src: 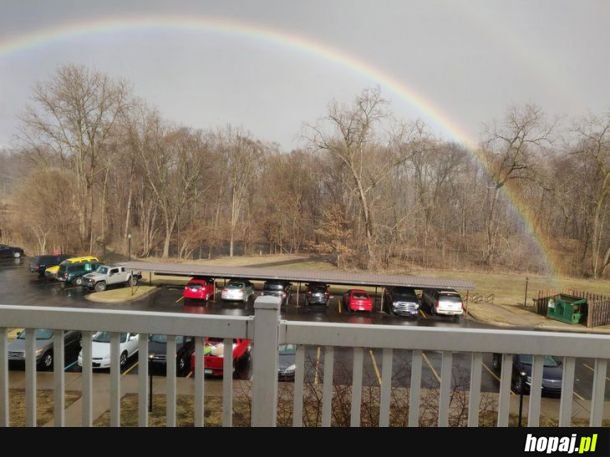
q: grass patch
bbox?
[7,389,81,426]
[86,285,158,303]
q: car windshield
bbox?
[17,329,53,340]
[394,291,416,299]
[353,292,369,299]
[92,331,128,343]
[311,287,326,293]
[264,283,286,290]
[279,344,297,354]
[96,266,108,274]
[227,282,244,289]
[518,355,561,367]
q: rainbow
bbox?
[0,14,560,276]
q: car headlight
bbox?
[285,364,296,373]
[35,348,43,355]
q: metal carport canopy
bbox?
[119,261,474,290]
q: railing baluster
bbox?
[53,329,65,426]
[321,346,334,427]
[379,348,393,427]
[528,354,544,427]
[222,337,233,427]
[194,337,204,427]
[350,347,363,427]
[590,358,607,426]
[438,351,453,427]
[25,328,36,427]
[110,332,121,427]
[497,353,513,427]
[0,328,8,426]
[468,352,483,427]
[81,331,93,426]
[166,335,177,427]
[138,333,149,427]
[558,356,575,426]
[408,350,422,427]
[292,344,305,427]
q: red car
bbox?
[343,289,374,312]
[183,277,216,301]
[191,337,251,377]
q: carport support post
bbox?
[523,276,529,307]
[296,282,300,308]
[251,295,281,426]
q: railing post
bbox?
[251,295,281,427]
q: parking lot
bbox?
[1,258,608,415]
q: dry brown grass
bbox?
[7,389,81,426]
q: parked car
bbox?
[421,288,464,318]
[278,343,297,381]
[29,254,72,277]
[261,280,292,306]
[148,334,194,374]
[82,264,141,292]
[491,353,563,395]
[304,282,330,306]
[77,331,139,369]
[7,328,81,370]
[45,255,99,279]
[343,289,374,312]
[383,286,420,317]
[0,243,25,259]
[190,337,251,377]
[57,260,101,286]
[221,279,255,303]
[183,277,216,301]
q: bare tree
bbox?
[20,65,130,252]
[482,104,553,265]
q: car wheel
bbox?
[177,355,188,374]
[120,351,128,367]
[40,351,53,370]
[491,355,500,371]
[75,277,84,286]
[513,375,525,394]
[94,281,106,292]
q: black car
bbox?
[278,344,296,380]
[29,254,72,277]
[383,286,420,318]
[304,282,330,306]
[491,353,563,395]
[0,243,25,259]
[148,334,194,375]
[261,280,292,306]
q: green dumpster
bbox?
[546,294,586,324]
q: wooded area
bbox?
[0,65,608,278]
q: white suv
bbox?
[422,289,464,318]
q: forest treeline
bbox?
[0,65,608,278]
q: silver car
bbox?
[7,328,81,370]
[221,279,255,303]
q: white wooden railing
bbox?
[1,296,609,427]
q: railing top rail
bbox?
[281,320,610,359]
[0,304,253,339]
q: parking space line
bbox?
[175,296,184,304]
[419,309,427,319]
[185,371,193,379]
[64,360,78,371]
[583,363,610,381]
[122,361,138,375]
[421,352,440,384]
[368,349,382,386]
[314,346,321,384]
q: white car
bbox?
[78,331,139,369]
[221,279,255,303]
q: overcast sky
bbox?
[0,0,608,150]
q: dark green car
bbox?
[57,260,101,286]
